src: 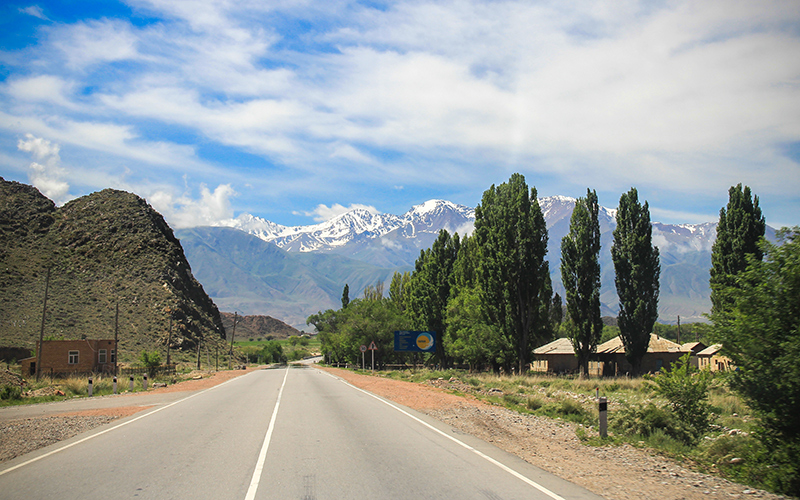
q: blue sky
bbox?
[1,0,799,229]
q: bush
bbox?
[647,353,713,440]
[611,402,696,445]
[0,384,22,400]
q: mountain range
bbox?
[177,197,769,329]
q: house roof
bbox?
[680,341,707,353]
[533,337,575,355]
[697,344,724,356]
[596,334,682,355]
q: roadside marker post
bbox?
[129,376,134,392]
[88,377,93,397]
[599,397,608,438]
[143,374,148,391]
[113,376,118,395]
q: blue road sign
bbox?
[394,331,436,353]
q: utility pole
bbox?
[229,312,237,369]
[196,337,201,370]
[35,267,51,382]
[166,315,172,366]
[114,302,119,377]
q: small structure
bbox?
[19,339,117,377]
[680,341,708,368]
[697,344,733,372]
[595,334,683,376]
[532,338,578,374]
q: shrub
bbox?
[647,353,713,441]
[611,402,696,445]
[0,384,22,400]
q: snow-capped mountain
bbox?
[182,196,752,325]
[219,199,475,254]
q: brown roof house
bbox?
[19,339,117,377]
[532,338,578,374]
[680,341,708,368]
[697,344,733,372]
[595,334,683,376]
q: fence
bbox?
[119,364,177,377]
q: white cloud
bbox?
[5,75,75,108]
[19,5,49,21]
[296,203,379,222]
[148,184,237,228]
[50,19,141,69]
[17,133,71,204]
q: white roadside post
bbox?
[88,377,93,397]
[113,376,118,395]
[129,375,134,391]
[599,397,608,438]
[143,374,148,390]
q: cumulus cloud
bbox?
[17,133,71,205]
[148,184,237,228]
[295,203,379,222]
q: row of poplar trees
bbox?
[311,172,663,375]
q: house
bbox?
[532,338,578,373]
[19,339,117,377]
[697,344,733,372]
[680,341,708,368]
[595,334,683,376]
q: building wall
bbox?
[22,340,116,376]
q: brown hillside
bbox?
[0,178,226,361]
[220,312,300,340]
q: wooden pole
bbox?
[196,337,201,370]
[166,316,172,366]
[229,312,237,369]
[114,302,119,377]
[35,267,51,382]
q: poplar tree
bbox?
[561,189,603,377]
[474,173,550,373]
[407,230,459,366]
[341,283,350,309]
[611,188,660,376]
[710,184,766,315]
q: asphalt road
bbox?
[0,366,604,500]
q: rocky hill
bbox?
[220,313,301,340]
[0,178,225,360]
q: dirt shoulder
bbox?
[321,367,788,500]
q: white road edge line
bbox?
[244,366,289,500]
[321,369,567,500]
[0,372,249,477]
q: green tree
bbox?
[139,350,162,377]
[710,184,766,315]
[341,283,350,309]
[710,228,800,495]
[612,188,660,376]
[561,189,603,377]
[474,173,550,373]
[389,271,411,311]
[406,230,460,366]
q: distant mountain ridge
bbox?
[179,195,763,327]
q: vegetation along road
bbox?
[0,365,603,500]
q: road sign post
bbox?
[368,341,377,372]
[360,345,367,370]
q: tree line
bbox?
[308,173,663,375]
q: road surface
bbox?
[0,365,604,500]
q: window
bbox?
[68,350,79,364]
[99,349,107,364]
[110,350,116,363]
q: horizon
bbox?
[1,1,798,229]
